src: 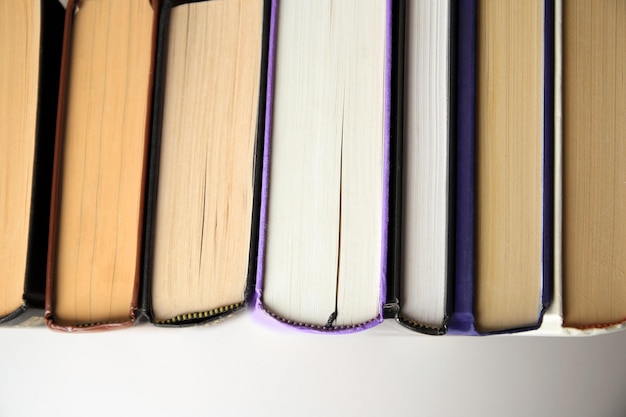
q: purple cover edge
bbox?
[379,0,392,323]
[253,0,391,334]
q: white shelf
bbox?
[2,314,626,417]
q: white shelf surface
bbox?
[1,314,626,417]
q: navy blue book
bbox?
[449,0,554,335]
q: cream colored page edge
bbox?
[0,0,41,316]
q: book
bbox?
[4,0,619,337]
[561,0,626,330]
[46,0,158,331]
[393,0,453,334]
[142,0,270,326]
[255,0,391,332]
[0,0,64,326]
[450,0,554,334]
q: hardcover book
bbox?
[449,0,555,335]
[142,0,270,326]
[255,0,392,332]
[391,0,455,335]
[46,0,158,331]
[0,0,64,326]
[559,0,626,334]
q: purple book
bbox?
[254,0,393,333]
[449,0,554,335]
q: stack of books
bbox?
[0,0,624,336]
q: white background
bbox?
[1,316,626,417]
[4,2,622,416]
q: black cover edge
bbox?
[246,0,272,308]
[383,0,404,320]
[1,0,64,326]
[397,316,447,336]
[0,305,29,326]
[141,0,271,326]
[444,0,458,334]
[140,0,172,323]
[0,305,45,327]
